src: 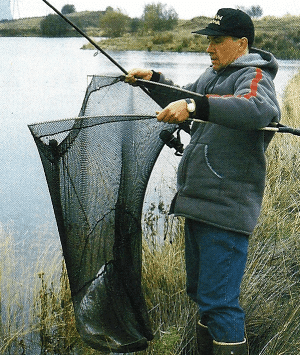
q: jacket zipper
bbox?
[204,68,226,94]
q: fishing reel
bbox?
[159,121,190,156]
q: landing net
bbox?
[28,75,177,353]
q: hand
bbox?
[124,68,153,84]
[156,100,189,124]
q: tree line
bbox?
[40,3,263,38]
[40,3,179,37]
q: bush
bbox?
[143,2,178,32]
[61,4,76,15]
[40,14,68,37]
[152,32,174,44]
[130,18,142,33]
[100,8,130,38]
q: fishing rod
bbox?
[135,79,300,136]
[191,118,300,135]
[41,0,160,101]
[161,119,300,156]
[41,1,300,139]
[260,123,300,135]
[41,0,128,75]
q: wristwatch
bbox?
[185,98,196,117]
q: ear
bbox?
[239,37,249,52]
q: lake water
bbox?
[0,36,300,286]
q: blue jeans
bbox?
[184,219,249,343]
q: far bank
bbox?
[1,13,300,59]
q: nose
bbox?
[206,42,214,53]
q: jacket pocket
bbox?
[204,145,223,179]
[177,143,223,196]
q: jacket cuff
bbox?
[195,95,209,121]
[151,70,161,82]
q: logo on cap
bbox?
[210,15,223,26]
[192,8,255,47]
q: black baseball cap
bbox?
[193,8,255,47]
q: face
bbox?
[206,36,246,71]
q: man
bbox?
[125,8,280,355]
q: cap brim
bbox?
[192,28,229,36]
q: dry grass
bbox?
[140,216,198,355]
[2,73,300,354]
[240,71,300,354]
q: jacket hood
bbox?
[230,47,278,79]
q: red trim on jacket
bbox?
[207,68,263,99]
[241,68,263,99]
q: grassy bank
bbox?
[1,13,300,59]
[88,15,300,59]
[1,72,300,353]
[0,11,103,37]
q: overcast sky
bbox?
[12,0,300,20]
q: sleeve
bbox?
[146,72,187,108]
[207,67,281,130]
[145,72,209,121]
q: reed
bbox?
[141,212,198,355]
[241,71,300,354]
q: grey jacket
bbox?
[159,48,281,235]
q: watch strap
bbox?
[185,98,196,118]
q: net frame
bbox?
[29,75,177,352]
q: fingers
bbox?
[125,71,139,85]
[157,109,182,124]
[124,69,153,84]
[156,100,189,124]
[157,110,176,123]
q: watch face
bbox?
[188,103,195,112]
[186,98,195,113]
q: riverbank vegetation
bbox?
[1,68,300,353]
[1,5,300,59]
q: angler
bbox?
[126,8,280,355]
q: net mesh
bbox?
[28,75,177,353]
